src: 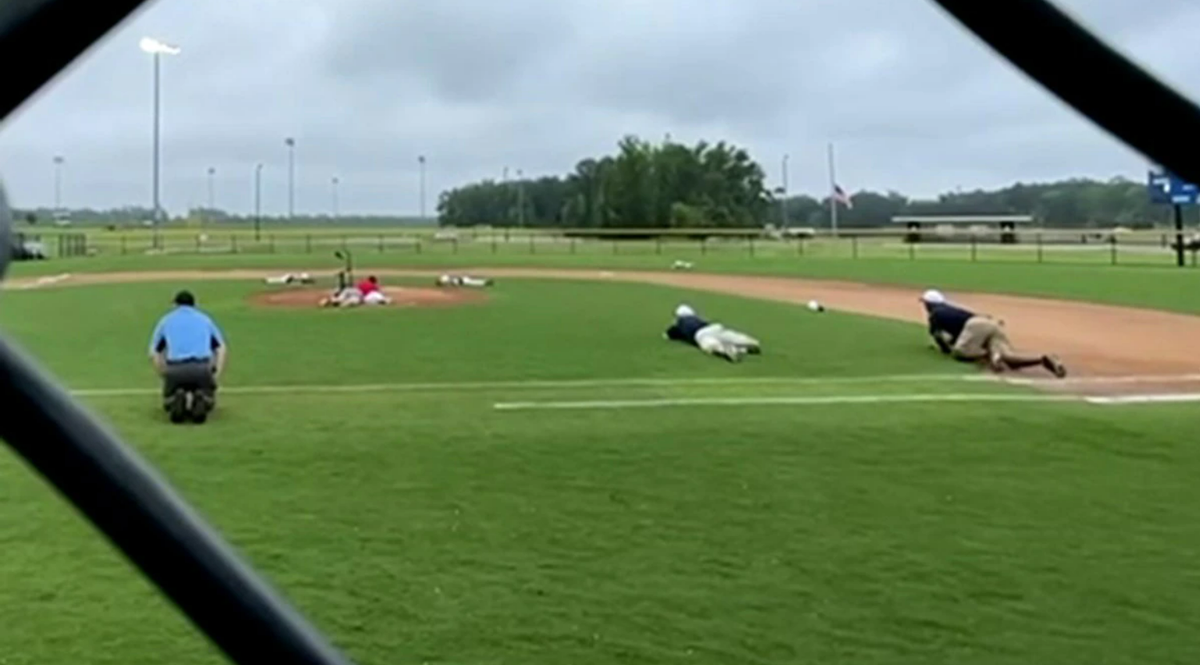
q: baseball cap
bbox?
[920,289,946,305]
[675,304,695,318]
[174,290,196,307]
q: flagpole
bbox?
[827,142,839,237]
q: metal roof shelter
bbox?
[891,215,1035,224]
[892,215,1035,244]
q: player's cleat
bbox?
[745,345,762,356]
[1042,355,1068,378]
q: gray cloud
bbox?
[0,0,1195,215]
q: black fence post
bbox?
[970,235,977,262]
[416,240,422,255]
[195,235,201,253]
[909,240,915,261]
[748,236,755,257]
[1037,232,1044,263]
[269,235,275,254]
[231,235,238,254]
[1110,235,1118,266]
[491,235,497,254]
[378,235,384,253]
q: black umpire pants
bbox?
[161,359,217,410]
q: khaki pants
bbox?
[952,316,1011,360]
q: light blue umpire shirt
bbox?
[148,305,225,362]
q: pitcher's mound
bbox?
[251,286,486,309]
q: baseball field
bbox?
[1,249,1199,664]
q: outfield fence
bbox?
[13,227,1200,268]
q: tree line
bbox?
[438,136,1191,229]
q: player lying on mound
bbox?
[436,274,493,288]
[664,304,761,362]
[320,275,392,307]
[921,289,1067,377]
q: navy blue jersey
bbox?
[665,315,710,346]
[927,302,974,352]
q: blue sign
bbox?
[1148,166,1199,205]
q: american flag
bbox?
[832,184,853,209]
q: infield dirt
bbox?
[9,267,1199,394]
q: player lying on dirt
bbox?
[664,304,761,362]
[436,274,493,288]
[921,289,1067,377]
[320,275,392,307]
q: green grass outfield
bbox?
[10,246,1200,313]
[0,277,1199,664]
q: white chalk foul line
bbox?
[1002,373,1200,386]
[493,393,1080,411]
[69,372,993,398]
[1085,393,1200,405]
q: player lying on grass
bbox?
[148,290,226,424]
[436,274,493,288]
[921,289,1067,377]
[664,304,761,362]
[263,272,314,285]
[320,275,392,307]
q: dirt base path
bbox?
[8,267,1200,389]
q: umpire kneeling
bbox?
[148,290,227,424]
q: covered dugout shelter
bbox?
[892,214,1034,244]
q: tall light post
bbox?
[53,156,64,212]
[254,163,263,241]
[780,154,789,227]
[331,176,339,219]
[206,167,216,210]
[139,37,180,229]
[284,137,295,219]
[418,155,426,221]
[516,168,525,227]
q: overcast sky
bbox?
[0,0,1196,216]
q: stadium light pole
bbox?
[206,167,216,210]
[139,37,180,231]
[780,154,789,228]
[418,155,426,221]
[53,155,64,212]
[284,137,295,220]
[254,163,263,241]
[516,168,525,228]
[331,176,339,219]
